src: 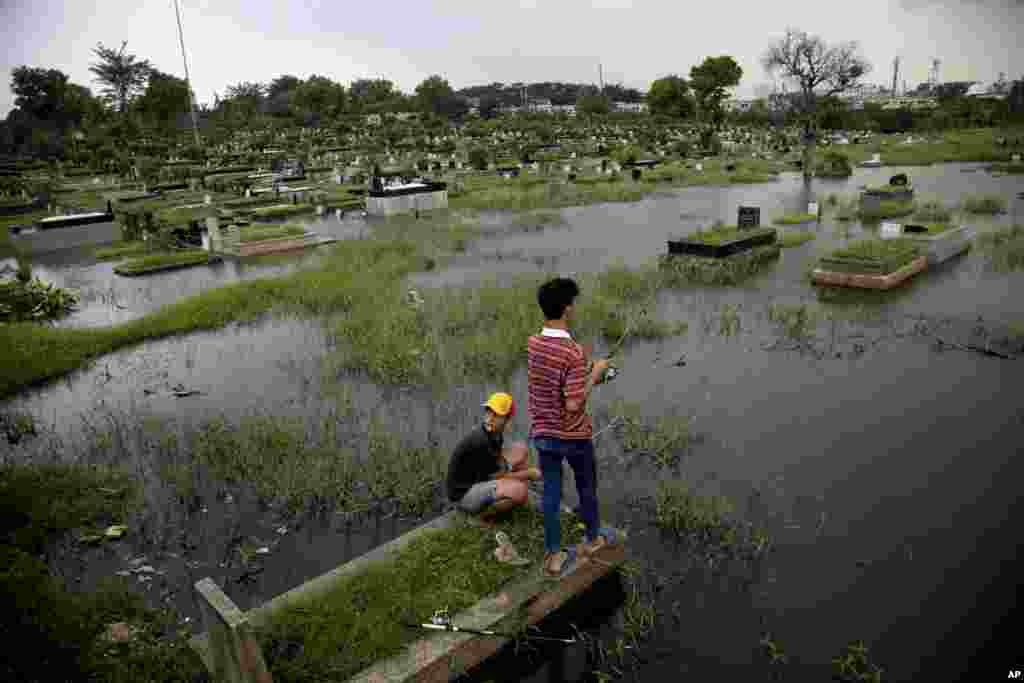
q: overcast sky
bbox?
[1,0,1021,117]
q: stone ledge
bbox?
[812,255,927,289]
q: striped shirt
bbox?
[527,328,592,440]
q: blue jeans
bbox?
[531,436,600,554]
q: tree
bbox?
[350,78,400,113]
[577,91,610,117]
[222,82,266,123]
[415,75,467,119]
[647,75,695,119]
[89,42,152,114]
[136,70,191,133]
[266,75,302,116]
[761,28,870,179]
[689,56,742,131]
[293,75,346,125]
[478,95,500,119]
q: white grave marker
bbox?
[1013,154,1021,162]
[695,163,703,172]
[808,202,819,216]
[204,194,212,205]
[880,222,902,238]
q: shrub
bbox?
[912,201,953,222]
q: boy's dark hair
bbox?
[537,278,580,320]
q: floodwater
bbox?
[3,163,1024,681]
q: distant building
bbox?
[613,101,648,113]
[723,99,755,113]
[966,82,1008,100]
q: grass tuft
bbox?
[961,194,1006,214]
[778,231,815,248]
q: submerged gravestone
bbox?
[889,173,909,186]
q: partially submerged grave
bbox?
[813,238,927,289]
[189,508,626,683]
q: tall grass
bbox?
[976,224,1024,271]
[912,201,954,223]
[254,506,584,683]
[961,194,1007,214]
[658,245,781,286]
[113,249,212,275]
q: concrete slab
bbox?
[190,510,626,683]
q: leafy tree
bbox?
[415,75,467,119]
[647,75,695,118]
[293,75,346,125]
[468,147,489,170]
[222,81,266,123]
[136,70,191,132]
[265,75,302,116]
[478,95,500,120]
[762,28,870,179]
[577,91,611,117]
[350,78,400,113]
[88,41,152,114]
[689,56,742,131]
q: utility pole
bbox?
[173,0,201,147]
[599,62,604,94]
[892,57,900,96]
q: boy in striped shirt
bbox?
[528,277,619,578]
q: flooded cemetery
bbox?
[3,18,1024,683]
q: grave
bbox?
[189,510,626,683]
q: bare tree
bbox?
[762,28,871,179]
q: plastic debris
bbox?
[104,525,128,539]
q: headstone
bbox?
[695,163,703,172]
[245,188,251,198]
[880,222,902,238]
[1013,154,1021,162]
[808,202,819,216]
[889,173,909,186]
[738,206,760,229]
[204,194,212,205]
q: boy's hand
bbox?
[526,466,542,481]
[591,358,610,382]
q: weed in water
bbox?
[654,478,771,567]
[778,231,815,248]
[975,224,1024,271]
[767,302,821,347]
[961,194,1007,215]
[858,199,916,222]
[832,640,884,683]
[912,200,954,223]
[773,212,817,226]
[608,399,691,468]
[658,245,781,286]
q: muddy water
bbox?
[3,163,1023,681]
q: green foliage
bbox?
[647,75,695,119]
[858,200,916,221]
[468,147,489,171]
[773,213,817,226]
[0,277,79,322]
[961,194,1006,214]
[825,238,921,274]
[658,245,781,285]
[912,200,953,222]
[93,241,149,261]
[239,223,307,243]
[778,231,816,247]
[689,56,742,129]
[249,204,317,219]
[88,41,153,114]
[976,224,1024,271]
[832,640,884,682]
[816,150,853,177]
[767,302,820,343]
[113,250,211,275]
[256,507,583,682]
[609,399,691,468]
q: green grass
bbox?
[658,244,781,286]
[961,194,1006,214]
[863,184,913,195]
[0,238,421,399]
[986,162,1024,174]
[113,250,213,276]
[608,399,691,468]
[912,201,954,223]
[976,224,1024,271]
[773,212,817,226]
[834,127,1022,166]
[0,277,79,322]
[254,506,584,683]
[905,222,956,236]
[858,200,917,222]
[239,223,307,243]
[654,478,770,565]
[778,231,816,248]
[93,241,149,261]
[826,238,921,273]
[250,204,317,219]
[686,224,748,245]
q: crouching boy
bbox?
[446,392,541,523]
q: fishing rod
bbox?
[401,608,578,644]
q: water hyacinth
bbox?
[0,277,79,322]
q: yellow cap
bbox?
[482,392,516,417]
